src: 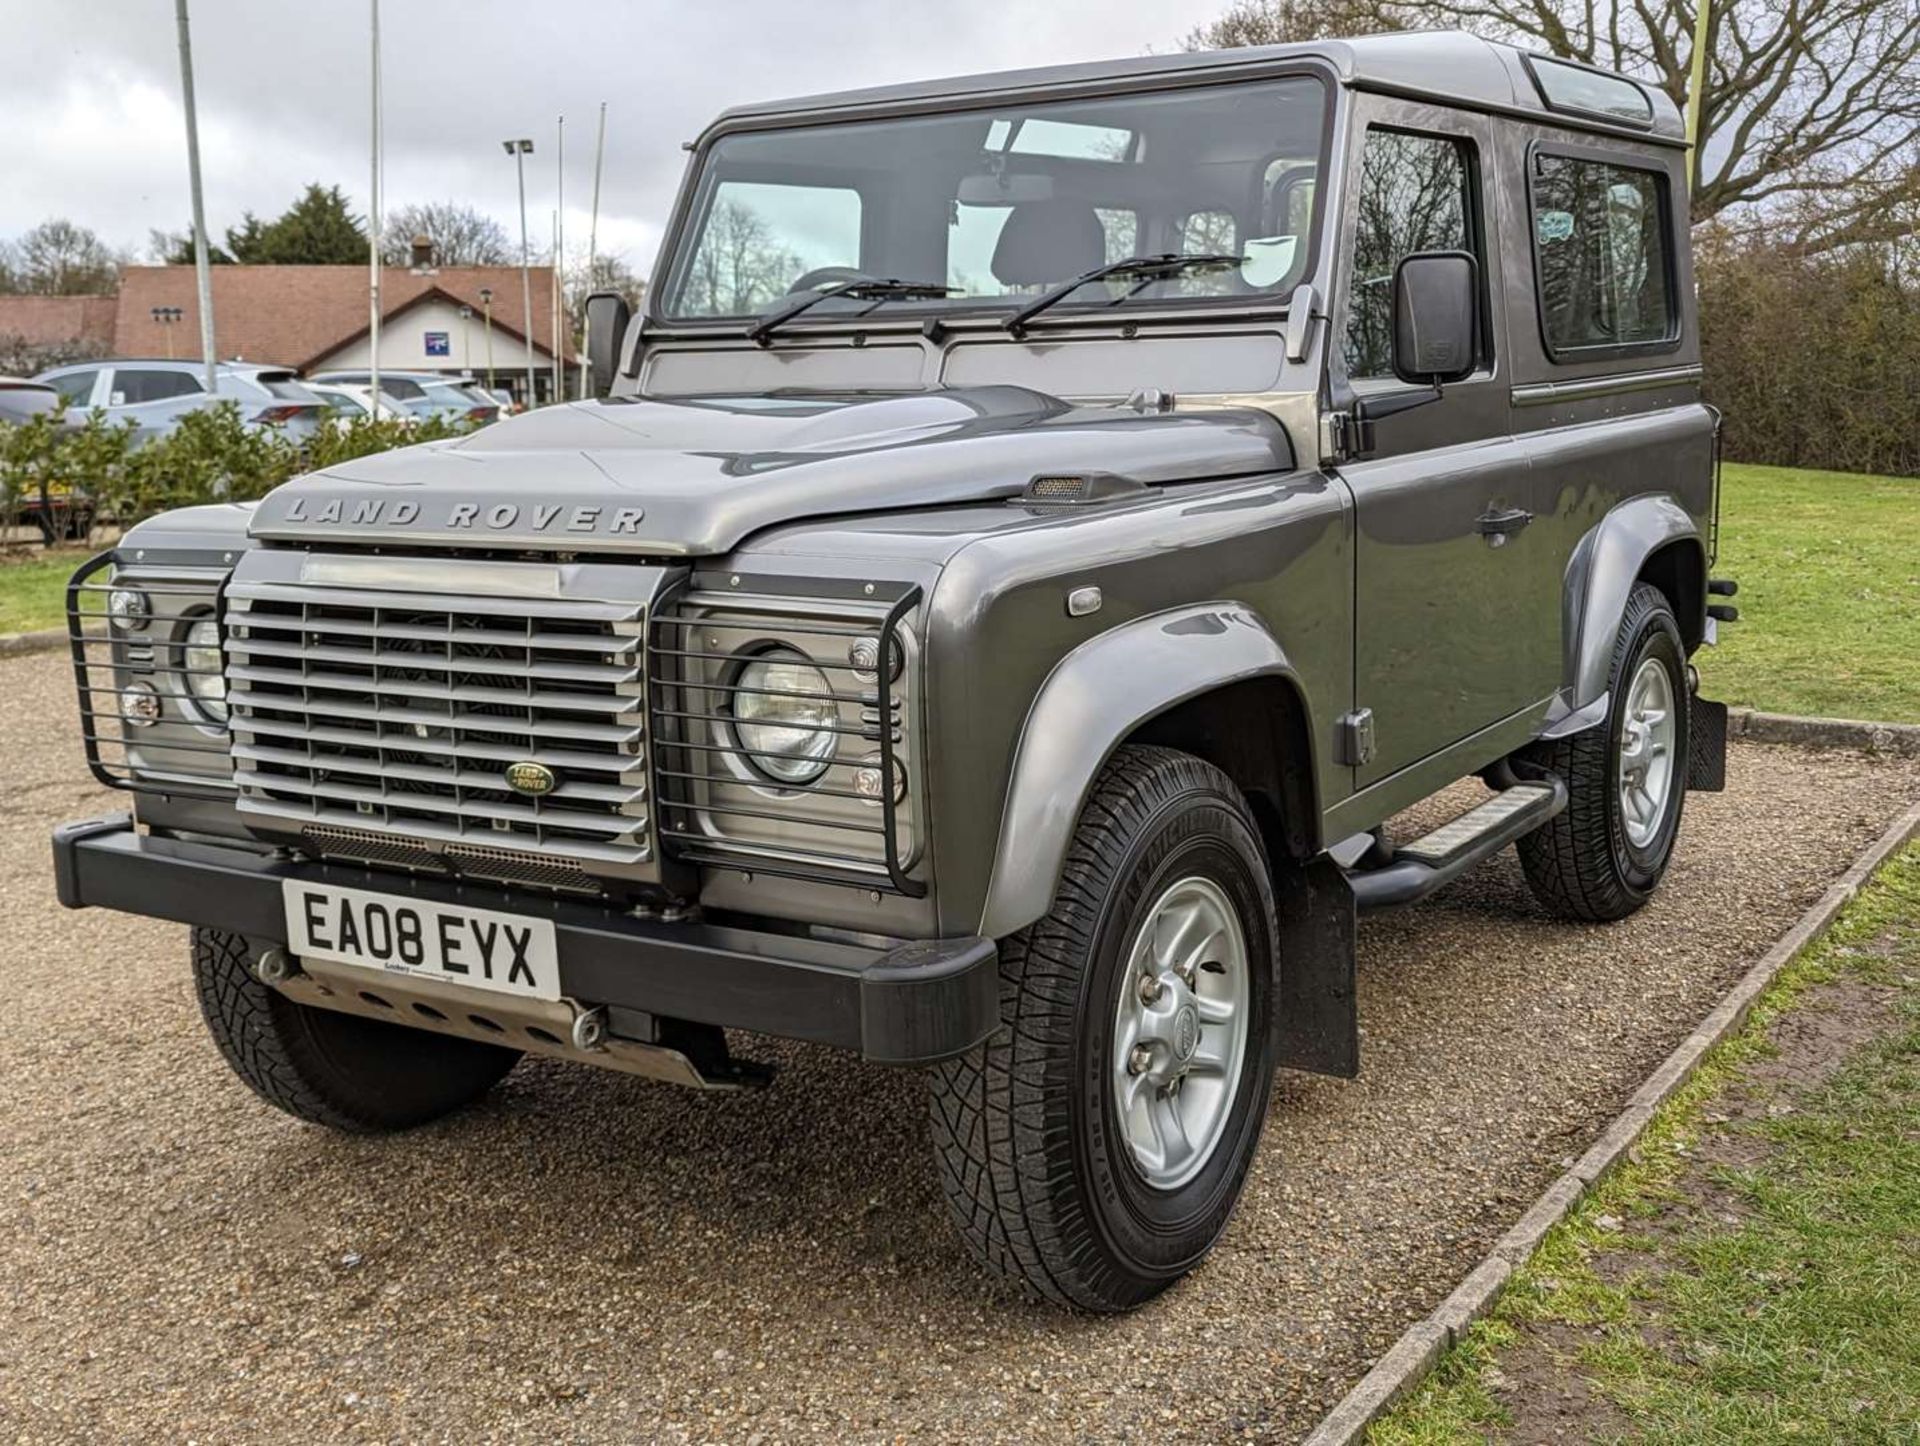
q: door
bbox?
[1331,105,1559,787]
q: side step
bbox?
[1346,777,1568,912]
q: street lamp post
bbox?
[503,137,536,406]
[480,286,496,395]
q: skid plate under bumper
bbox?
[52,815,999,1068]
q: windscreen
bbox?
[661,76,1326,323]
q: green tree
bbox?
[226,184,368,265]
[148,227,234,266]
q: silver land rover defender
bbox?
[55,32,1734,1311]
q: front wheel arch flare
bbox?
[975,603,1319,939]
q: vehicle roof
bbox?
[708,30,1684,145]
[0,376,56,391]
[312,368,472,380]
[36,357,290,374]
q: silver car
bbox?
[308,370,500,426]
[34,359,328,448]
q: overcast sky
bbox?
[1,0,1228,276]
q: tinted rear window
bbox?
[260,375,317,401]
[1531,153,1675,356]
[112,368,204,403]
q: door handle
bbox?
[1476,506,1533,545]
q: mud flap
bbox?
[1689,697,1728,792]
[1272,854,1359,1078]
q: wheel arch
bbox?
[976,603,1322,939]
[1560,494,1706,719]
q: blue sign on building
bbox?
[424,330,451,357]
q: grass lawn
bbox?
[1372,845,1920,1444]
[1700,462,1920,724]
[0,548,91,635]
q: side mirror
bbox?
[1391,251,1479,387]
[584,290,632,398]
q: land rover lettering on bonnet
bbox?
[53,31,1731,1312]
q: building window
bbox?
[1531,153,1675,357]
[1344,129,1479,380]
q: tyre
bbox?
[928,746,1278,1311]
[1517,581,1690,922]
[190,927,521,1132]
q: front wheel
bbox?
[1517,581,1690,921]
[927,746,1278,1311]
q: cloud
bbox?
[3,0,1223,276]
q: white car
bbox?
[304,380,418,426]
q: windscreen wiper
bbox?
[747,276,954,346]
[1003,253,1243,338]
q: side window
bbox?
[1531,154,1674,355]
[1344,128,1477,380]
[48,370,98,405]
[111,369,202,405]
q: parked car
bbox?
[303,380,418,426]
[0,377,93,542]
[54,33,1734,1312]
[308,370,499,426]
[33,359,328,448]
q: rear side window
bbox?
[111,368,203,404]
[1531,152,1675,357]
[47,370,98,405]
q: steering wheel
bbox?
[785,266,874,295]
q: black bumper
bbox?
[52,815,999,1066]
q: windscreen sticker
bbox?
[1536,210,1575,244]
[1241,234,1299,287]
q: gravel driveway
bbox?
[4,646,1916,1445]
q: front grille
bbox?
[225,572,654,889]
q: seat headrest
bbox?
[990,200,1106,289]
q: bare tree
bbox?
[1185,0,1920,254]
[564,253,648,318]
[3,218,123,295]
[677,201,804,316]
[379,202,513,267]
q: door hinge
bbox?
[1328,409,1376,462]
[1336,707,1375,767]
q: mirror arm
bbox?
[1339,381,1443,461]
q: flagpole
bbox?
[173,0,217,394]
[1685,0,1711,190]
[581,100,606,400]
[368,0,383,410]
[553,114,565,400]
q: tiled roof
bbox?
[112,265,577,370]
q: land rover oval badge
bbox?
[505,760,558,797]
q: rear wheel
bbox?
[191,927,521,1132]
[1517,582,1690,921]
[927,746,1277,1311]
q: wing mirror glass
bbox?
[584,291,632,398]
[1391,251,1479,386]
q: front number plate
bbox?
[282,881,561,1001]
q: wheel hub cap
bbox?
[1617,656,1677,848]
[1110,876,1250,1190]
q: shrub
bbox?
[1,403,478,547]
